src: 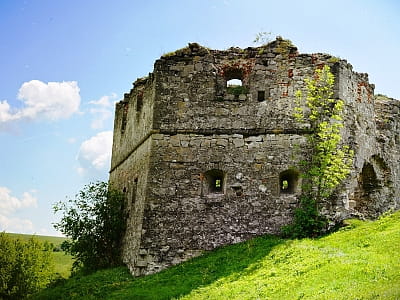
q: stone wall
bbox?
[111,75,155,172]
[109,37,400,276]
[137,132,307,274]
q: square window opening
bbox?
[204,169,225,195]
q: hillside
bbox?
[6,233,73,278]
[6,232,66,245]
[33,211,400,299]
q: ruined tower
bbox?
[109,37,400,276]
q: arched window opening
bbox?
[279,170,299,195]
[224,68,248,99]
[352,157,388,216]
[224,67,243,82]
[204,169,225,194]
[217,67,249,101]
[361,163,379,194]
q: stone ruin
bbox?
[109,37,400,276]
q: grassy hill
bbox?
[33,211,400,299]
[6,233,74,278]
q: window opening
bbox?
[223,68,248,99]
[121,102,128,134]
[226,78,248,98]
[279,170,299,194]
[204,169,225,194]
[257,90,265,101]
[136,91,143,112]
[361,163,378,194]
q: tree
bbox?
[53,182,126,274]
[283,65,353,238]
[0,233,54,299]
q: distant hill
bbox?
[5,232,73,278]
[5,232,67,246]
[33,211,400,299]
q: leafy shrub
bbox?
[284,65,353,238]
[282,196,327,238]
[227,85,249,96]
[53,182,126,274]
[0,233,54,299]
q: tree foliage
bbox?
[284,65,353,238]
[0,233,54,299]
[53,182,126,274]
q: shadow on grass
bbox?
[32,235,284,300]
[110,235,284,300]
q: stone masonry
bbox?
[109,37,400,276]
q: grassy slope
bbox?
[6,233,67,245]
[6,233,74,278]
[33,212,400,300]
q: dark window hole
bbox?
[258,91,265,101]
[279,170,299,194]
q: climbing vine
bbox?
[283,65,354,238]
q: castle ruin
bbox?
[109,37,400,276]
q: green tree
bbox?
[0,233,54,299]
[53,182,126,274]
[283,65,353,238]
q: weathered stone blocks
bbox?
[109,37,400,277]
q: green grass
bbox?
[6,233,74,278]
[6,232,66,245]
[33,211,400,299]
[51,251,74,278]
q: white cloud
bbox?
[0,80,80,125]
[0,187,37,233]
[0,214,35,233]
[0,187,37,215]
[89,93,117,129]
[77,131,113,176]
[0,100,17,122]
[89,93,116,108]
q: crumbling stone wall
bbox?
[109,37,400,276]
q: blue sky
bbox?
[1,0,399,236]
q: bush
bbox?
[0,233,54,299]
[282,196,327,238]
[53,182,126,274]
[284,65,353,238]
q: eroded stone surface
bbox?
[109,37,400,276]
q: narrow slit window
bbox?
[136,92,143,112]
[121,102,129,134]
